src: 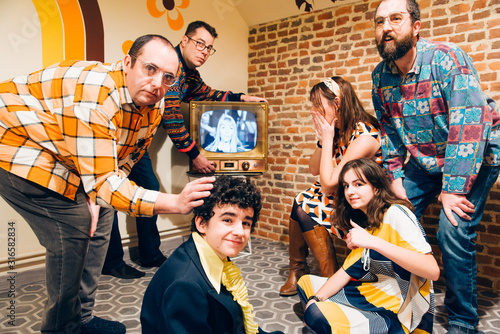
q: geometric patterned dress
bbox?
[294,121,382,238]
[297,204,435,334]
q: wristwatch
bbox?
[308,295,323,302]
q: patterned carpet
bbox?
[1,236,500,333]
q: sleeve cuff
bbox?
[391,169,405,181]
[441,175,470,194]
[135,189,159,217]
[227,92,243,101]
[186,145,200,160]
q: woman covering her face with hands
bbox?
[280,77,382,296]
[297,158,440,334]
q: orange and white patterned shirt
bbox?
[0,60,163,217]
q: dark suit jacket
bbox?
[141,235,280,334]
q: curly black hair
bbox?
[191,175,261,233]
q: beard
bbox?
[376,30,414,62]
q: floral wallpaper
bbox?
[147,0,190,31]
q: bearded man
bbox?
[371,1,500,334]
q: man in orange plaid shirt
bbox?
[0,34,214,334]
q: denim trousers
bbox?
[102,151,162,271]
[403,158,500,330]
[0,168,114,333]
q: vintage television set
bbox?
[189,101,268,174]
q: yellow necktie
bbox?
[221,260,259,334]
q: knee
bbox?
[304,303,329,334]
[297,275,308,290]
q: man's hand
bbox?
[174,177,215,214]
[86,196,100,237]
[241,94,267,103]
[391,178,408,200]
[438,192,475,227]
[192,154,215,173]
[154,177,215,215]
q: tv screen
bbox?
[189,101,268,173]
[200,109,257,154]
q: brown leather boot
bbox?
[303,224,338,277]
[279,218,310,296]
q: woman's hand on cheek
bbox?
[345,220,374,250]
[311,110,323,143]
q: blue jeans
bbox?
[102,151,163,270]
[0,168,114,333]
[403,158,500,330]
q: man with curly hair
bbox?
[141,175,284,334]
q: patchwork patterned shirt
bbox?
[372,38,500,194]
[161,45,243,159]
[0,60,163,216]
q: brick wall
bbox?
[247,0,500,290]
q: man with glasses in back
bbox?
[0,34,214,333]
[102,21,267,279]
[371,1,500,333]
[164,20,267,172]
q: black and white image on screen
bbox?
[200,109,257,153]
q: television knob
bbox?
[242,161,250,171]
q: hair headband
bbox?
[323,78,340,97]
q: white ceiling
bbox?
[233,0,340,27]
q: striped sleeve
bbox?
[161,59,242,155]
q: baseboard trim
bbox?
[0,226,191,273]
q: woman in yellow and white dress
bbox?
[298,159,439,334]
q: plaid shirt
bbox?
[0,60,163,216]
[372,38,500,194]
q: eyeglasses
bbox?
[130,55,178,87]
[186,36,216,56]
[374,11,410,30]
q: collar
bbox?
[108,60,133,105]
[412,38,427,76]
[175,44,192,73]
[192,232,225,293]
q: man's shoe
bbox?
[446,325,484,334]
[141,254,167,268]
[81,316,126,334]
[102,263,145,279]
